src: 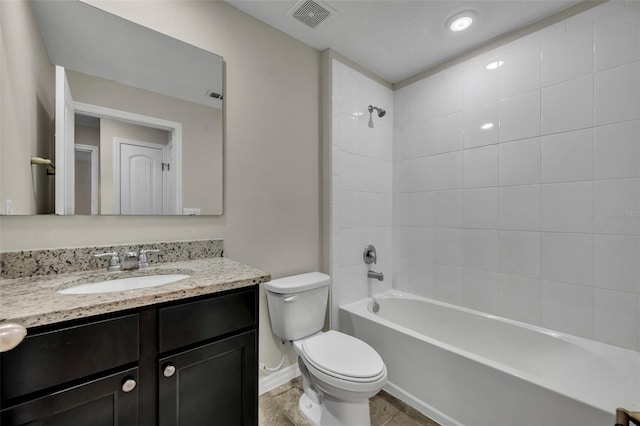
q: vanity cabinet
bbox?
[0,286,258,426]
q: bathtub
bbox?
[339,291,640,426]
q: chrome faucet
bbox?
[367,270,384,281]
[121,250,140,270]
[95,248,162,271]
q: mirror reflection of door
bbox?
[117,140,165,215]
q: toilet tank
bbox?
[264,272,330,341]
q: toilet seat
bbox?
[301,331,386,383]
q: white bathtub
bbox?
[339,291,640,426]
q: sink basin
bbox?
[58,274,190,295]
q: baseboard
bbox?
[259,363,301,395]
[383,381,461,426]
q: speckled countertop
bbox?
[0,257,270,328]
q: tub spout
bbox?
[368,270,384,281]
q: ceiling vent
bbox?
[287,0,335,29]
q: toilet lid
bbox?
[302,331,385,379]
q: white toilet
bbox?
[264,272,387,426]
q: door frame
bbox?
[73,101,183,214]
[114,137,167,215]
[55,66,76,215]
[74,144,99,215]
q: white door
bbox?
[119,143,164,215]
[55,66,75,215]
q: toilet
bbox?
[264,272,387,426]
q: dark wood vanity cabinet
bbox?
[0,286,258,426]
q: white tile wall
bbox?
[434,228,464,267]
[498,231,541,279]
[463,229,499,272]
[434,190,463,228]
[595,62,640,126]
[391,2,640,351]
[594,288,639,350]
[594,179,640,235]
[594,235,640,293]
[499,138,541,186]
[541,280,594,338]
[431,112,464,154]
[540,233,594,286]
[331,60,394,328]
[463,102,498,149]
[464,59,499,108]
[433,265,464,305]
[541,181,594,233]
[463,188,498,229]
[434,72,464,116]
[463,269,499,313]
[463,145,499,188]
[541,75,594,135]
[499,42,541,99]
[541,128,594,183]
[407,192,434,227]
[499,90,541,142]
[595,120,640,179]
[498,274,541,324]
[498,185,540,231]
[433,151,464,190]
[541,22,593,86]
[594,7,640,71]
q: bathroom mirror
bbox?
[1,0,223,215]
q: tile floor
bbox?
[259,377,441,426]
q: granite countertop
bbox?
[0,257,270,328]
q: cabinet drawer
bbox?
[1,314,139,403]
[159,288,257,353]
[1,367,138,426]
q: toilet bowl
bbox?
[264,273,387,426]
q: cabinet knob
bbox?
[163,364,176,378]
[121,378,137,393]
[0,322,27,352]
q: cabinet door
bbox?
[0,367,138,426]
[158,330,257,426]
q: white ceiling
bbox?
[226,0,580,83]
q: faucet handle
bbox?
[94,252,122,271]
[363,245,377,265]
[138,249,160,268]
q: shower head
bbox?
[368,105,386,118]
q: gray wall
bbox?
[0,0,55,214]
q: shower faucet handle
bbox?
[363,245,377,265]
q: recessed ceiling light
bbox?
[480,122,494,130]
[486,60,504,70]
[446,10,477,32]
